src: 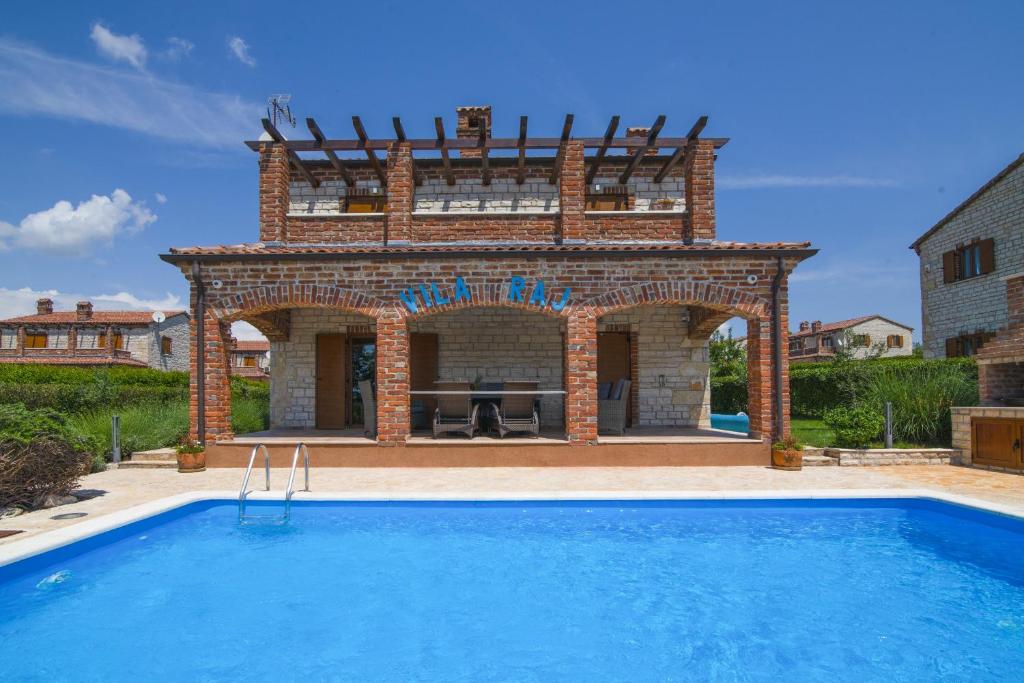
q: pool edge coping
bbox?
[2,488,1022,568]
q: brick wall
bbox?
[916,161,1024,357]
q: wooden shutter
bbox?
[942,250,956,283]
[978,238,995,274]
[945,337,959,357]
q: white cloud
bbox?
[0,287,182,320]
[789,262,915,286]
[162,36,193,62]
[227,36,256,67]
[718,175,900,190]
[90,22,147,70]
[231,321,268,342]
[154,192,168,204]
[0,39,262,149]
[0,189,155,254]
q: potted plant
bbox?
[771,437,804,471]
[176,441,206,473]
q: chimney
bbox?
[799,321,810,332]
[76,301,93,321]
[811,320,822,332]
[625,127,658,157]
[36,298,53,315]
[456,105,491,159]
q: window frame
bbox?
[160,335,172,355]
[25,331,48,349]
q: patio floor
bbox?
[2,464,1023,546]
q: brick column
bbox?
[375,311,410,444]
[684,139,716,242]
[259,142,290,243]
[564,309,598,444]
[189,306,233,443]
[15,326,24,354]
[559,141,586,243]
[746,317,772,440]
[385,142,413,244]
[68,325,77,357]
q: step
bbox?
[129,448,177,462]
[118,460,178,469]
[801,454,838,467]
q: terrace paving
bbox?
[2,465,1022,546]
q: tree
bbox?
[710,329,747,379]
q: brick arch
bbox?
[585,281,769,321]
[207,284,390,322]
[399,280,569,320]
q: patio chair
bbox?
[598,378,631,436]
[489,382,540,438]
[432,381,479,439]
[358,380,376,439]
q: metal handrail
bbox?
[238,443,270,520]
[283,443,310,520]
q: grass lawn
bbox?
[791,418,833,447]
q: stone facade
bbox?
[789,315,913,362]
[913,155,1024,358]
[163,106,816,452]
[823,447,955,466]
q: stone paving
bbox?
[2,464,1023,546]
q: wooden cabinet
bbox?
[972,418,1023,470]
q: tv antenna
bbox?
[267,94,295,128]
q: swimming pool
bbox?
[2,497,1022,681]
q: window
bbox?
[586,184,630,211]
[886,334,904,348]
[243,356,257,367]
[851,334,870,347]
[943,238,995,283]
[25,332,48,348]
[822,336,834,349]
[160,336,172,355]
[344,188,386,213]
[946,332,994,357]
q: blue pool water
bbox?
[1,499,1023,681]
[710,412,750,433]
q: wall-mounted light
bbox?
[746,274,759,285]
[211,280,224,289]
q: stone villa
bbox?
[160,105,816,466]
[912,152,1024,358]
[229,339,270,380]
[788,315,913,363]
[0,299,189,371]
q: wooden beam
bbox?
[262,118,319,188]
[434,117,456,186]
[653,115,708,183]
[585,115,620,185]
[516,116,528,185]
[246,135,729,153]
[306,118,353,186]
[351,116,388,186]
[618,115,667,184]
[548,114,575,185]
[479,123,491,186]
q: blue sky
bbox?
[0,0,1022,340]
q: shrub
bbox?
[859,362,978,446]
[823,405,885,449]
[0,438,91,509]
[0,365,188,387]
[69,402,189,460]
[232,397,269,434]
[710,375,748,414]
[0,403,97,454]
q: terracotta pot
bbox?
[771,448,803,471]
[177,450,207,473]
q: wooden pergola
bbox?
[249,114,726,189]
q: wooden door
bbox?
[972,418,1023,470]
[598,331,632,426]
[410,333,439,426]
[315,334,346,429]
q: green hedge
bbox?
[711,357,978,420]
[0,365,188,387]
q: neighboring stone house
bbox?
[0,299,189,371]
[160,105,817,466]
[788,315,913,363]
[229,339,270,380]
[911,153,1024,358]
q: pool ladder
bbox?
[238,443,310,523]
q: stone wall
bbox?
[823,447,955,466]
[951,405,1024,468]
[916,160,1024,357]
[846,318,914,359]
[269,309,377,428]
[414,176,558,214]
[599,305,711,428]
[145,314,191,372]
[409,308,565,425]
